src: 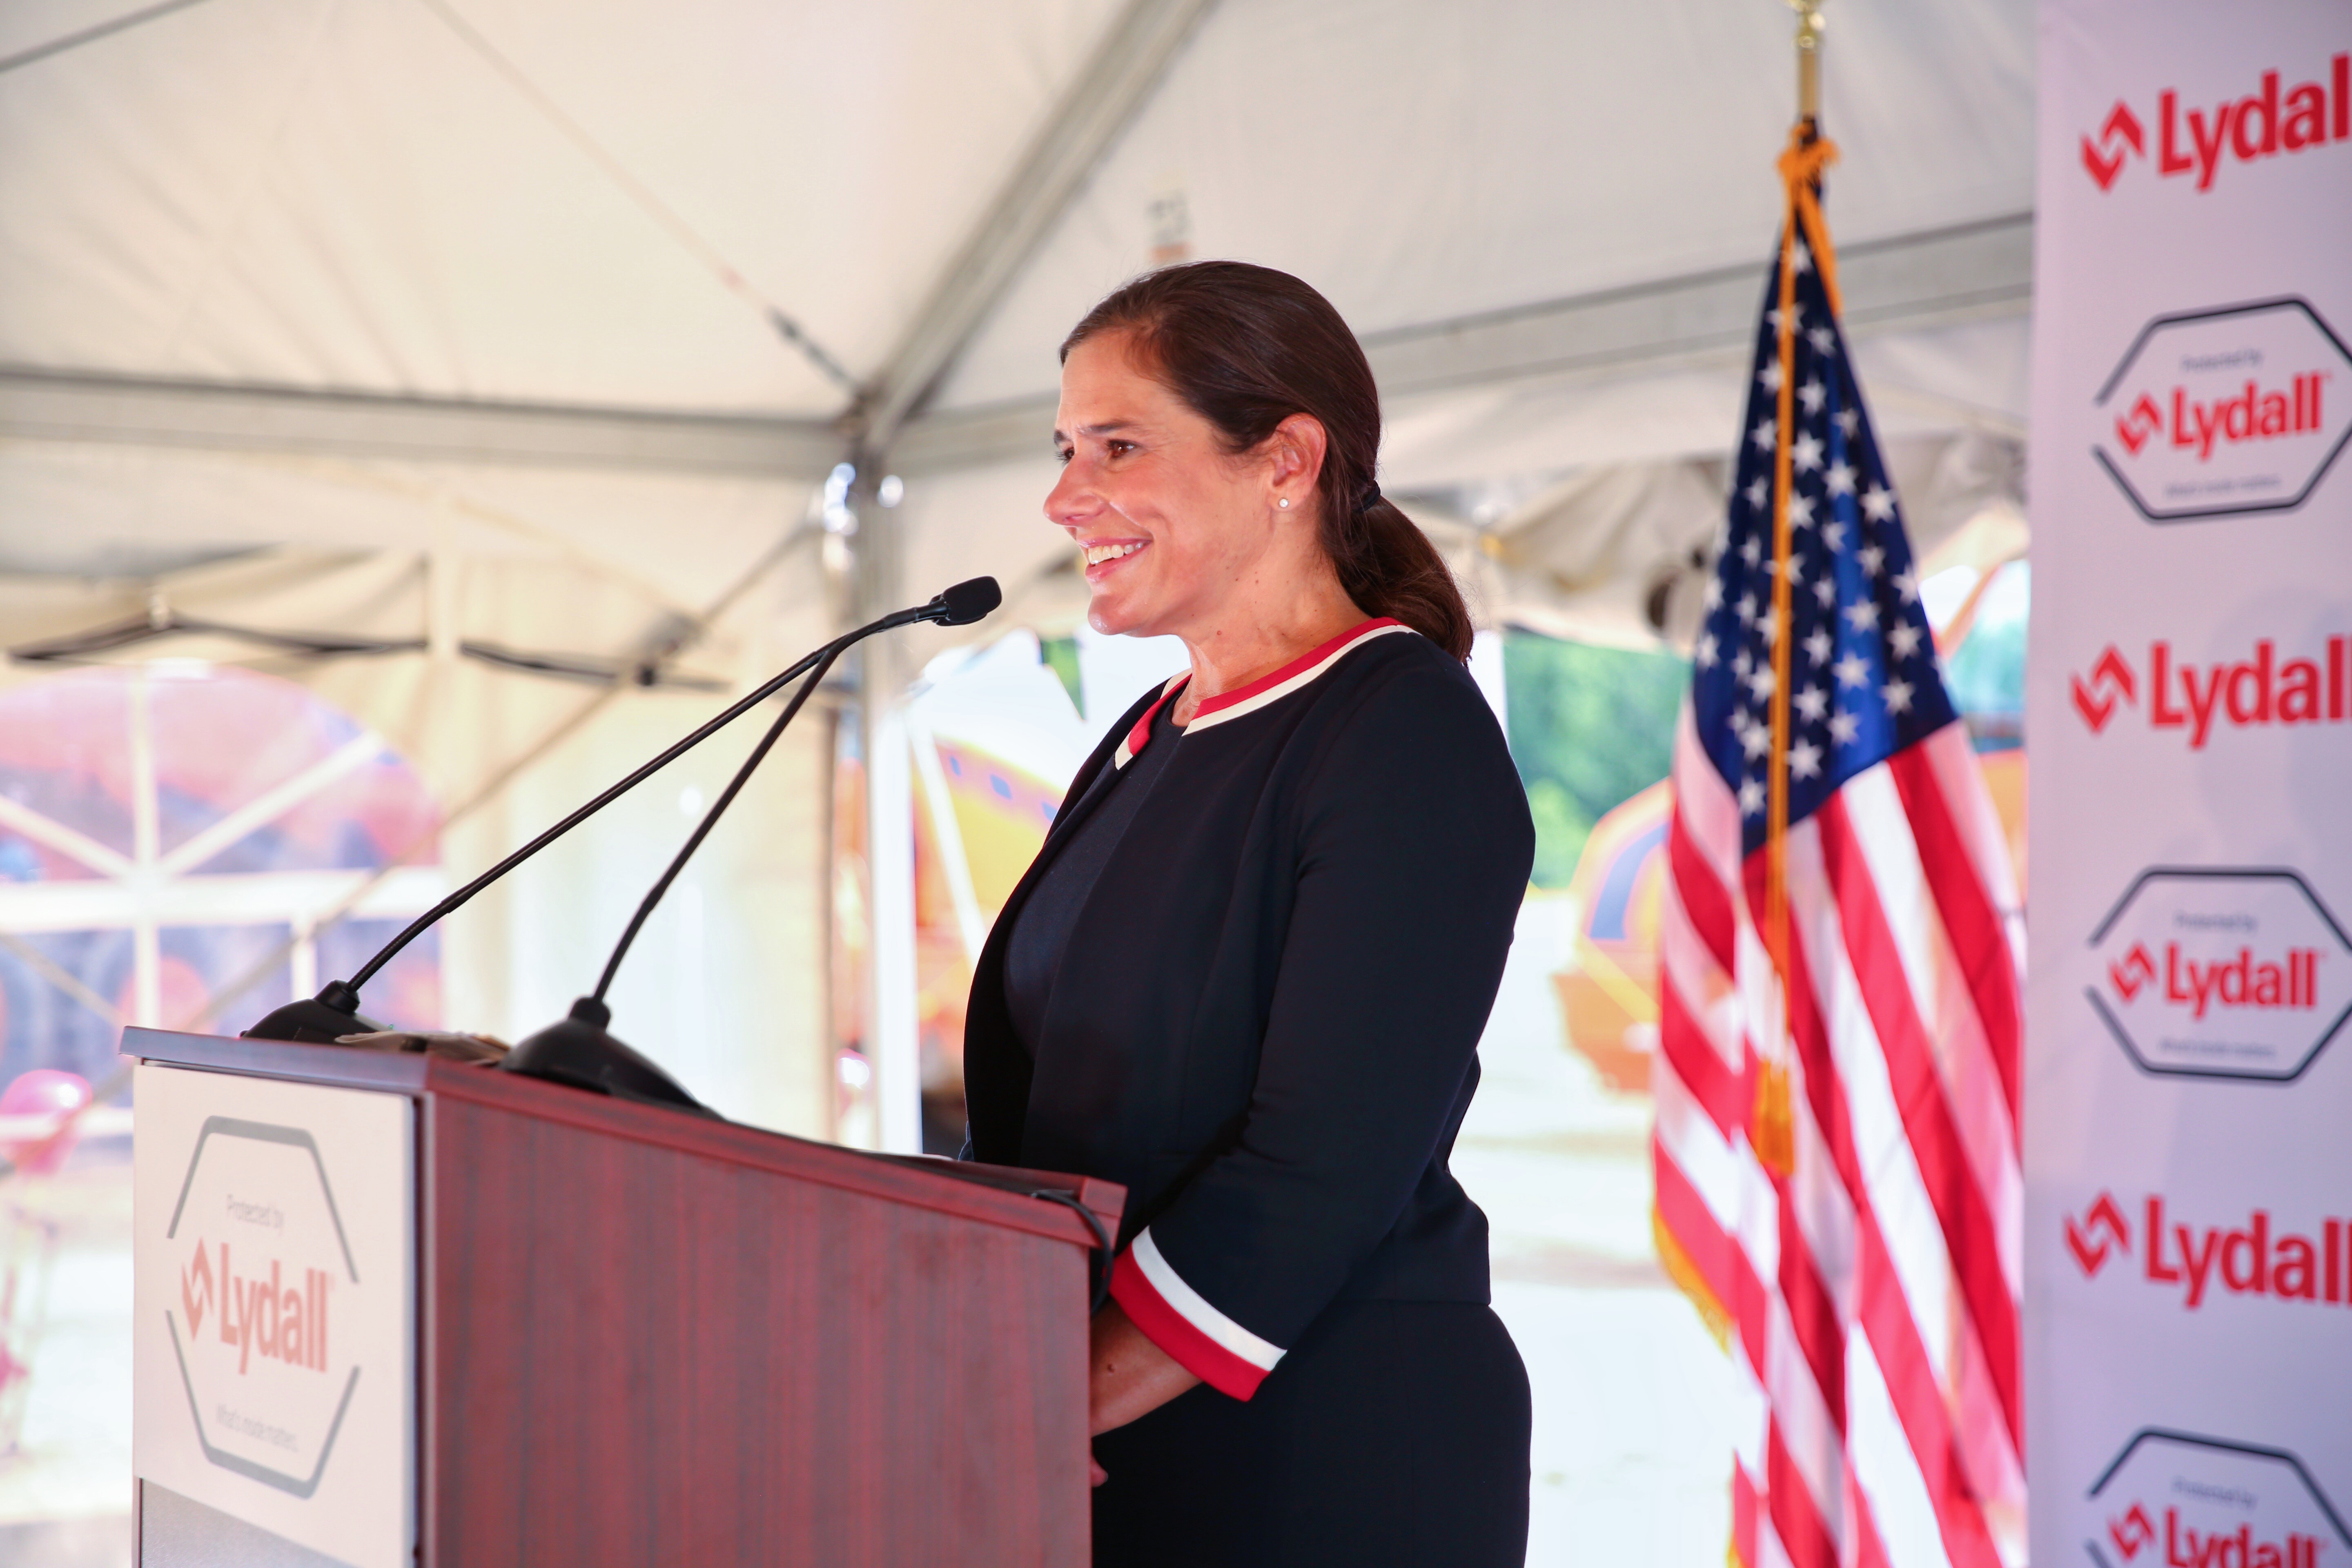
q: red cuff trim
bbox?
[1109,1248,1273,1401]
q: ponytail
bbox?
[1329,494,1474,660]
[1062,262,1476,662]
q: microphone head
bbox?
[932,577,1002,627]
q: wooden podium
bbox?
[125,1027,1121,1568]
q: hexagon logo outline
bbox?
[2082,1428,2351,1568]
[163,1116,363,1499]
[2085,867,2352,1084]
[2091,297,2352,524]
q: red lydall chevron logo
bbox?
[2109,944,2158,1001]
[2114,394,2164,454]
[2066,1192,2132,1276]
[2110,1504,2158,1562]
[2082,102,2145,190]
[2071,646,2138,732]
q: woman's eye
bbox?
[1106,440,1136,458]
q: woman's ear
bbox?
[1266,414,1329,505]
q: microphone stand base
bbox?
[243,990,388,1043]
[500,997,717,1118]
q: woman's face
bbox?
[1047,331,1311,640]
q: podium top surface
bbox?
[127,1027,1123,1251]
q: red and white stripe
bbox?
[1112,618,1411,768]
[1653,706,2027,1568]
[1108,1227,1286,1399]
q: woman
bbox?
[962,261,1533,1566]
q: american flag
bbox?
[1650,146,2028,1568]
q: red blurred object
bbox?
[0,1070,81,1453]
[0,1070,93,1176]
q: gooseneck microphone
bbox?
[495,575,1002,1113]
[243,578,1003,1055]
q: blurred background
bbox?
[0,0,2033,1561]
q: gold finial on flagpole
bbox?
[1788,0,1826,127]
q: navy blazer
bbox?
[962,620,1534,1399]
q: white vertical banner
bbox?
[2028,8,2352,1568]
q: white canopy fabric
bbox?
[930,0,2034,412]
[0,0,2037,1139]
[1,0,1121,412]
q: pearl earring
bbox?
[1277,498,1290,509]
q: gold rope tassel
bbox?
[1752,1060,1797,1177]
[1753,122,1840,1179]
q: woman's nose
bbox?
[1045,462,1095,525]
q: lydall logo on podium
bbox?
[2085,869,2352,1082]
[2081,1431,2349,1568]
[176,1241,334,1373]
[2091,300,2352,523]
[134,1063,410,1568]
[162,1117,363,1498]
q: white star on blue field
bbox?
[1693,230,1956,857]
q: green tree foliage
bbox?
[1503,631,1688,888]
[1038,635,1085,716]
[1938,561,2028,751]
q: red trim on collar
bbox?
[1114,674,1190,769]
[1187,617,1404,725]
[1111,617,1411,768]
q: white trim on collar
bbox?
[1111,618,1414,769]
[1185,619,1412,736]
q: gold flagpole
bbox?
[1794,1,1824,126]
[1755,0,1832,1178]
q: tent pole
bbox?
[847,450,925,1154]
[855,0,1220,449]
[0,368,841,479]
[835,1,1225,1148]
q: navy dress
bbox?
[965,620,1533,1567]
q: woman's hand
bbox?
[1086,1298,1200,1484]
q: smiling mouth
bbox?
[1082,541,1145,567]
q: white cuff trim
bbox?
[1131,1227,1285,1373]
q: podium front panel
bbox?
[131,1062,417,1568]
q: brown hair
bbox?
[1060,261,1474,660]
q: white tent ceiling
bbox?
[0,0,2053,818]
[931,0,2033,414]
[3,0,2034,561]
[0,0,2046,854]
[1,0,1123,413]
[0,0,2041,1139]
